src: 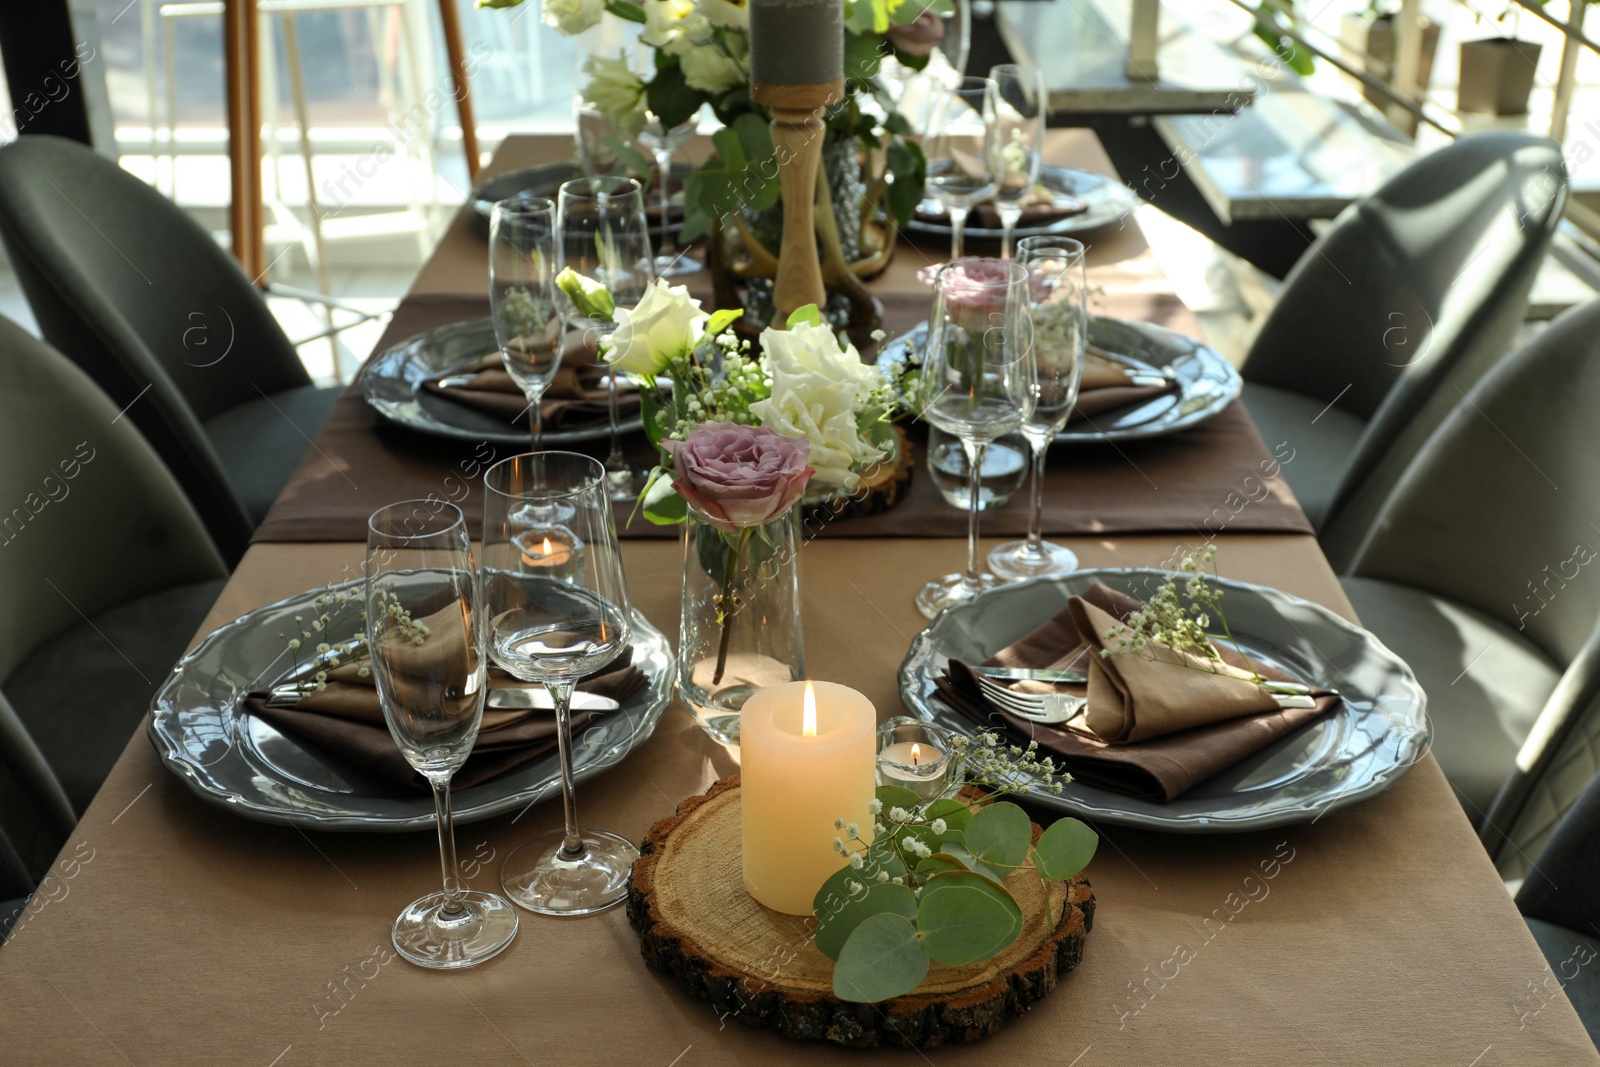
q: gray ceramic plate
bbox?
[147,581,674,832]
[899,569,1429,832]
[878,316,1241,442]
[357,317,644,447]
[907,165,1139,241]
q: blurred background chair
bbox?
[1239,131,1567,569]
[0,313,228,838]
[0,134,344,565]
[1338,297,1600,818]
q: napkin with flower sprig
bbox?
[419,329,637,431]
[242,601,647,793]
[936,582,1339,802]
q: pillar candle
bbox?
[748,0,844,87]
[740,680,875,915]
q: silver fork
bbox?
[974,672,1085,725]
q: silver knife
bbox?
[970,665,1088,685]
[264,683,619,713]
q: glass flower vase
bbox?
[678,505,805,746]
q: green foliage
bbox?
[786,304,823,329]
[604,0,647,22]
[1033,817,1098,881]
[885,137,926,227]
[639,466,688,525]
[832,913,927,1003]
[645,58,710,132]
[814,882,917,960]
[963,801,1032,870]
[1252,2,1315,76]
[917,873,1023,965]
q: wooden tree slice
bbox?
[799,425,915,524]
[627,777,1095,1049]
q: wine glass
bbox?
[557,176,655,502]
[638,114,701,277]
[490,195,564,451]
[916,258,1037,618]
[988,64,1047,260]
[988,238,1087,582]
[486,453,638,915]
[923,76,1002,260]
[366,500,518,968]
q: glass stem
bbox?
[961,436,988,591]
[606,370,626,470]
[545,680,584,859]
[655,148,674,259]
[950,205,970,259]
[527,387,544,453]
[1001,215,1016,260]
[431,775,466,920]
[1026,432,1048,554]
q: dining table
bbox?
[1,131,1593,1067]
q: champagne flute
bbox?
[988,239,1087,581]
[638,113,701,277]
[923,76,1002,260]
[367,501,518,968]
[557,176,655,502]
[988,64,1047,260]
[487,453,638,915]
[490,195,564,451]
[916,258,1037,618]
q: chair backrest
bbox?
[1512,755,1600,934]
[0,313,227,684]
[1347,298,1600,669]
[0,687,75,880]
[0,135,311,560]
[1241,132,1567,568]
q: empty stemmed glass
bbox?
[638,114,700,277]
[557,176,655,502]
[923,76,1002,260]
[490,195,564,451]
[486,453,638,915]
[916,258,1037,618]
[366,501,518,968]
[988,239,1087,582]
[988,64,1047,259]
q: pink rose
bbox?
[925,257,1025,328]
[662,422,815,532]
[888,12,945,57]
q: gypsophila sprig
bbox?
[1100,546,1266,684]
[273,585,424,693]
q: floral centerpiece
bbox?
[481,0,949,330]
[559,268,905,740]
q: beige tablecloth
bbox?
[0,134,1591,1066]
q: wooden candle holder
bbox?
[752,80,843,323]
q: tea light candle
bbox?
[514,528,580,576]
[876,717,956,801]
[741,680,875,915]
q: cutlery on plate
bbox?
[264,684,620,713]
[974,673,1085,725]
[970,665,1088,685]
[1087,342,1179,389]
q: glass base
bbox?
[916,571,1008,619]
[500,829,639,916]
[605,467,643,502]
[652,252,702,277]
[988,540,1080,581]
[391,889,519,970]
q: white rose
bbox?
[541,0,604,35]
[695,0,749,30]
[581,53,648,140]
[677,39,745,94]
[641,0,712,51]
[604,278,706,375]
[749,321,886,487]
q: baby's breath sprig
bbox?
[274,586,426,692]
[1100,546,1265,684]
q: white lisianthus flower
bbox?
[581,52,648,140]
[677,39,745,93]
[695,0,749,29]
[604,278,706,375]
[750,320,887,488]
[641,0,710,50]
[540,0,604,35]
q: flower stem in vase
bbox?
[712,526,754,685]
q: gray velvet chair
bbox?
[0,687,75,883]
[1241,131,1567,569]
[1340,299,1600,818]
[0,313,228,827]
[0,134,343,563]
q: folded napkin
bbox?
[937,584,1338,802]
[244,644,647,794]
[1068,350,1179,425]
[419,330,638,431]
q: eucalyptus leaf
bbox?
[964,801,1032,871]
[874,784,924,814]
[915,853,967,877]
[814,882,917,961]
[941,841,1006,883]
[923,798,973,832]
[1033,817,1099,881]
[813,848,908,925]
[833,913,928,1003]
[916,877,1024,966]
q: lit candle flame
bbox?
[911,743,921,767]
[541,537,553,556]
[802,681,817,737]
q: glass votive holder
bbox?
[876,717,957,802]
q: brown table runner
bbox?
[253,291,1310,543]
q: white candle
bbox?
[740,680,875,915]
[877,741,948,800]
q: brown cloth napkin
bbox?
[418,329,638,432]
[937,584,1339,802]
[1069,351,1180,425]
[243,648,647,794]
